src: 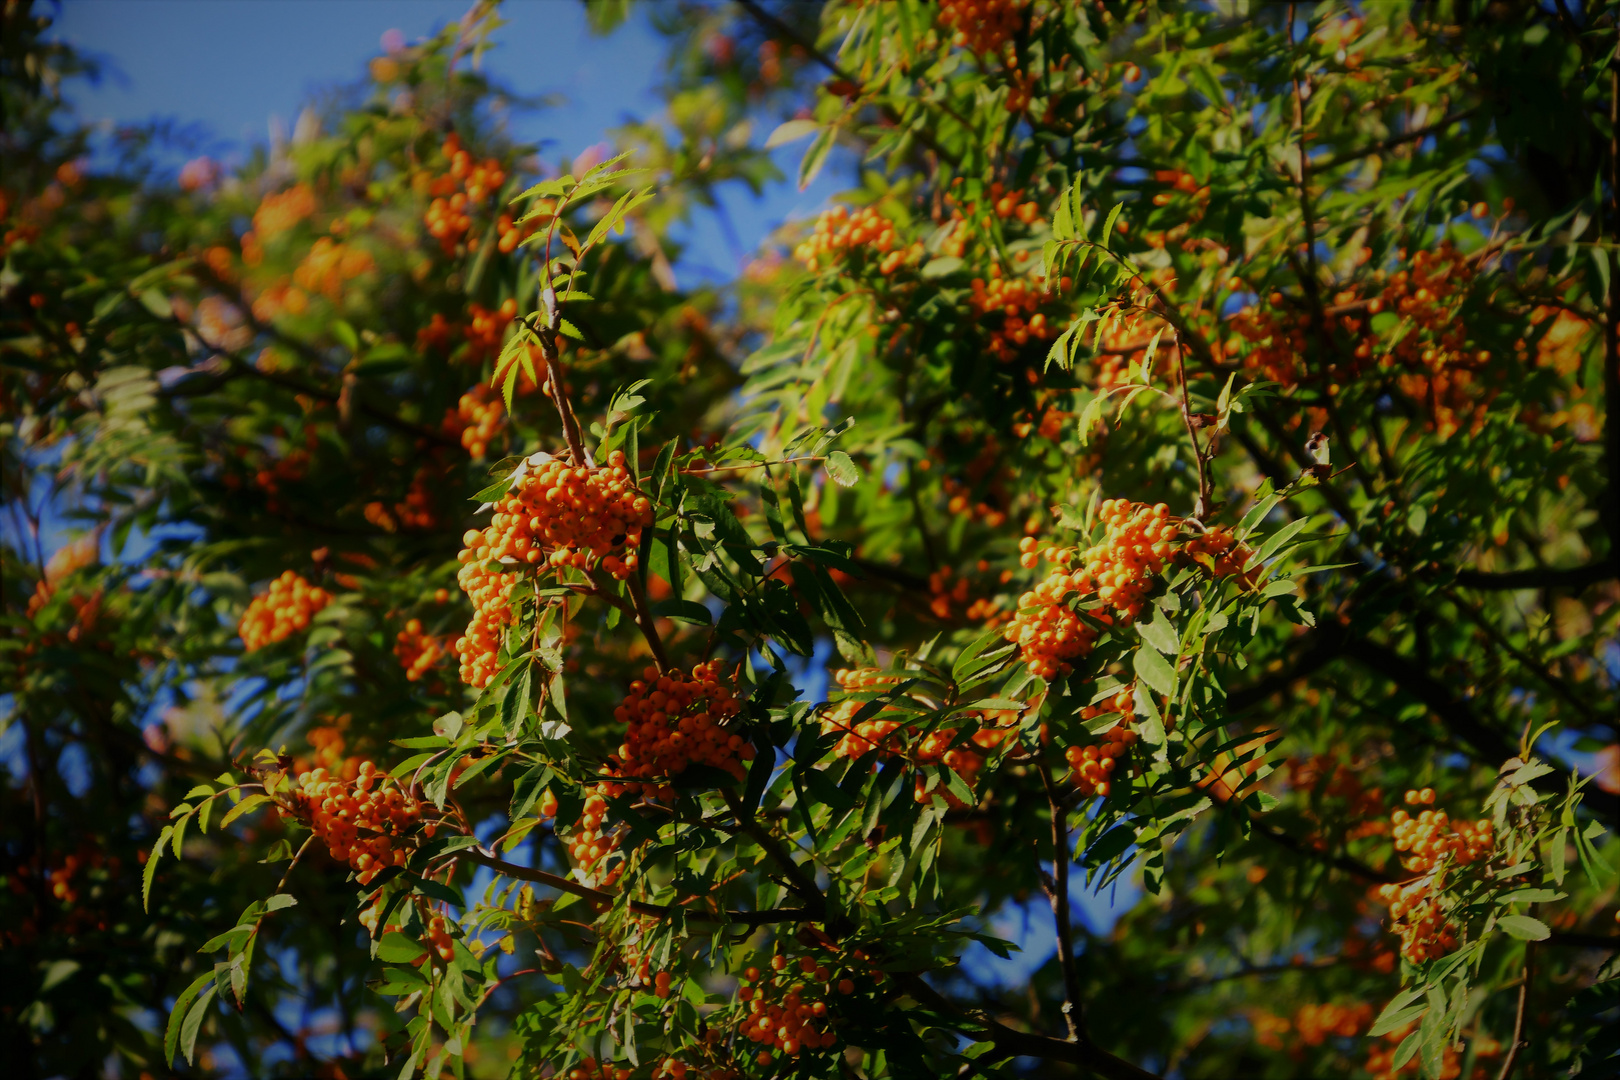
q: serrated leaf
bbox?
[1100,202,1125,246]
[1497,914,1550,940]
[220,793,270,829]
[143,824,173,912]
[180,983,217,1064]
[1136,612,1179,654]
[825,451,859,487]
[1133,645,1178,697]
[164,970,216,1065]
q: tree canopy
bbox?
[3,1,1618,1078]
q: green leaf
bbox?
[143,824,173,912]
[165,970,216,1065]
[766,119,820,148]
[1497,915,1550,941]
[378,932,429,964]
[220,793,270,829]
[1133,645,1178,697]
[1100,202,1125,245]
[652,599,713,625]
[180,983,217,1064]
[1253,516,1312,567]
[1052,189,1074,241]
[825,451,859,487]
[1135,612,1179,654]
[1391,1029,1421,1071]
[1369,987,1427,1036]
[799,127,836,191]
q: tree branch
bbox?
[1495,940,1534,1080]
[1039,756,1085,1043]
[457,846,815,926]
[1313,108,1479,172]
[1452,560,1617,590]
[896,972,1161,1080]
[721,789,827,913]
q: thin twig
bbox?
[1495,940,1534,1080]
[457,846,814,926]
[1038,756,1086,1043]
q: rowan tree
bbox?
[4,1,1619,1079]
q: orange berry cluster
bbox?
[1285,755,1389,842]
[292,236,374,300]
[1003,557,1104,681]
[423,134,507,254]
[653,1058,736,1080]
[564,790,624,888]
[464,298,518,364]
[1381,243,1489,439]
[822,670,1013,805]
[1080,499,1179,618]
[1004,500,1259,679]
[927,561,1006,623]
[1182,525,1256,583]
[821,668,909,759]
[600,661,754,801]
[1293,1000,1373,1045]
[451,556,514,688]
[937,0,1025,56]
[941,476,1010,529]
[443,383,505,459]
[1390,791,1493,873]
[288,761,426,885]
[1064,694,1139,797]
[911,707,1019,805]
[239,571,332,652]
[394,618,446,682]
[736,956,843,1062]
[1376,878,1456,963]
[250,182,317,241]
[560,1059,633,1080]
[494,211,539,254]
[470,450,652,579]
[417,311,460,353]
[1090,316,1167,391]
[968,264,1054,363]
[1363,1022,1492,1080]
[424,913,456,963]
[794,205,915,274]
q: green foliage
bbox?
[5,2,1620,1079]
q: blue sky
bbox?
[51,0,845,282]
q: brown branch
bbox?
[895,972,1161,1080]
[1495,940,1534,1080]
[457,846,815,926]
[733,0,962,169]
[1312,108,1479,172]
[624,572,673,672]
[1452,560,1617,590]
[1545,931,1620,950]
[721,789,827,912]
[1038,757,1085,1043]
[1172,334,1213,519]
